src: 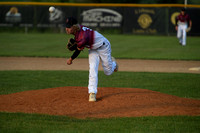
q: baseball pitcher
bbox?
[65,17,118,102]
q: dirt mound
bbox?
[0,87,200,118]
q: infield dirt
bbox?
[0,57,200,73]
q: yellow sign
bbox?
[171,12,180,25]
[137,14,152,29]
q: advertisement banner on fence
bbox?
[0,5,34,27]
[36,6,78,28]
[36,6,65,28]
[79,7,123,29]
[123,7,167,34]
[0,3,199,35]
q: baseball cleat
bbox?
[112,57,118,72]
[89,93,96,102]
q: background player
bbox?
[175,8,192,46]
[65,17,118,102]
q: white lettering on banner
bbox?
[81,8,123,28]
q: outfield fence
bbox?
[0,2,200,35]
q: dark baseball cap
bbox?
[65,17,78,28]
[181,8,186,12]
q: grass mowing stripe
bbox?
[0,71,199,99]
[0,112,200,132]
[0,33,200,60]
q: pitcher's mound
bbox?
[0,87,200,118]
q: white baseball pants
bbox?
[88,40,117,94]
[177,24,187,46]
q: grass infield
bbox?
[0,33,200,60]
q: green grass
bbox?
[0,33,200,60]
[0,71,199,99]
[0,112,200,133]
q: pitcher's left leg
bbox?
[88,49,100,94]
[182,25,187,46]
[98,41,117,75]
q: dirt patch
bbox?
[0,57,200,73]
[0,86,200,118]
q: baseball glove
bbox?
[67,38,77,51]
[186,27,191,32]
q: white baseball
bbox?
[49,6,55,13]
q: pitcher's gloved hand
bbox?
[67,38,77,51]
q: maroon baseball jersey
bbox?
[74,25,106,50]
[74,25,94,49]
[176,13,191,23]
